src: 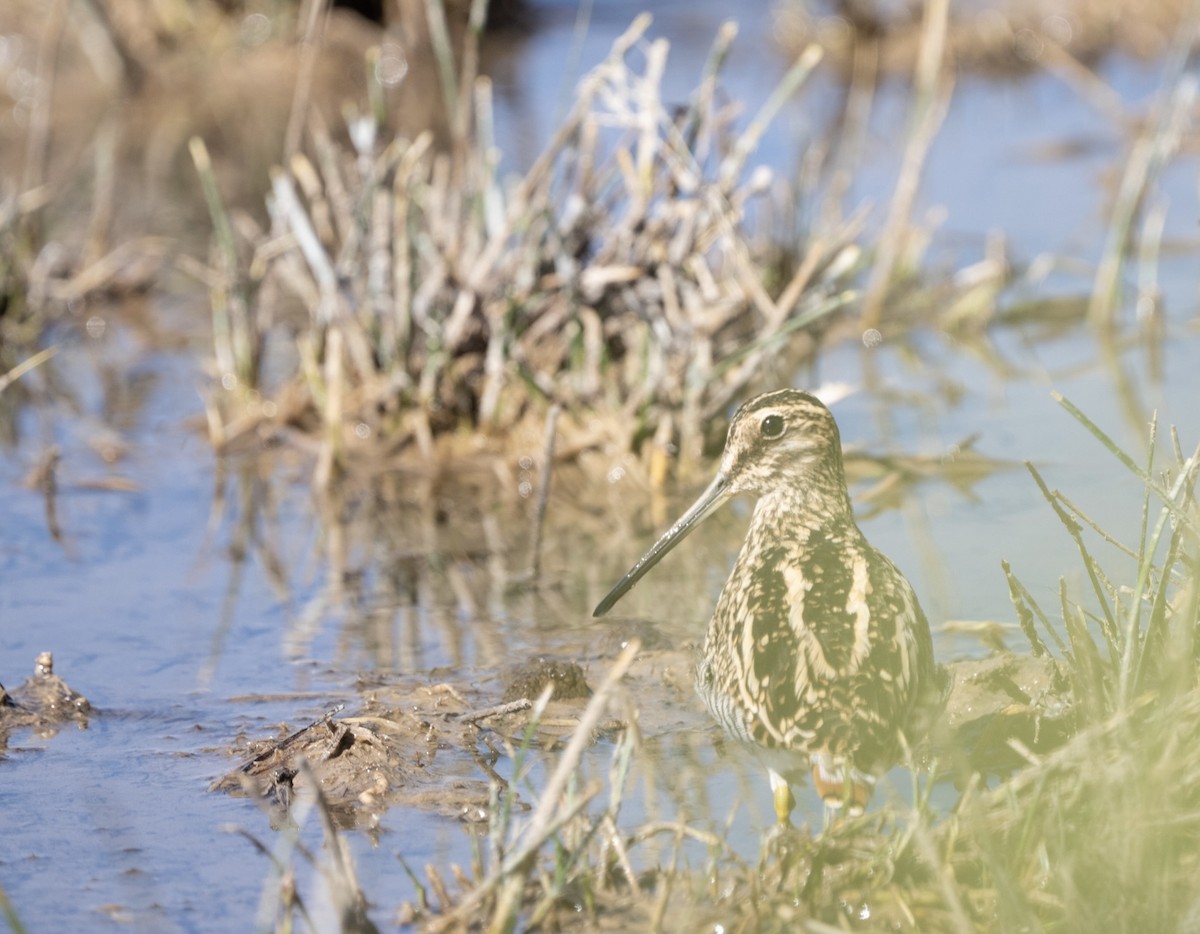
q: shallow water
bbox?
[3,3,1200,930]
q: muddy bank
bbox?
[214,642,1071,831]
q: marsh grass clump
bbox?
[954,396,1200,930]
[197,15,867,483]
[948,684,1200,932]
[1004,394,1200,720]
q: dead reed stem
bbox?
[529,404,560,584]
[861,0,951,330]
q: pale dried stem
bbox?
[861,0,951,330]
[283,0,330,161]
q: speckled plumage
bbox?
[595,389,942,820]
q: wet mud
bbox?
[213,638,1072,832]
[214,644,706,826]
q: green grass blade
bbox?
[1054,392,1199,536]
[1002,559,1067,657]
[1059,580,1110,719]
[1025,462,1121,652]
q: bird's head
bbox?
[593,388,850,617]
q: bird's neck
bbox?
[750,481,856,538]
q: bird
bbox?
[593,389,943,823]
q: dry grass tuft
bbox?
[196,16,866,482]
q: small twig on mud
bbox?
[529,404,561,584]
[627,820,724,849]
[236,705,346,774]
[458,698,533,725]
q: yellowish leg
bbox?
[768,769,794,825]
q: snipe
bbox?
[594,389,943,823]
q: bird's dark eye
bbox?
[760,414,785,439]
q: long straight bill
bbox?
[592,472,732,617]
